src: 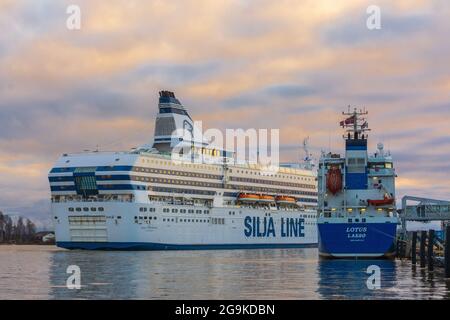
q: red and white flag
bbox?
[340,115,356,127]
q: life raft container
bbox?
[326,166,343,195]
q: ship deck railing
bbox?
[52,198,133,203]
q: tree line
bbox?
[0,211,37,243]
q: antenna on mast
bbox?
[302,137,309,157]
[301,136,314,170]
[340,106,371,140]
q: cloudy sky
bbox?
[0,0,449,228]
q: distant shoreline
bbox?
[0,244,62,253]
[0,242,55,246]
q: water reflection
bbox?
[317,259,397,299]
[48,248,320,299]
[1,246,450,299]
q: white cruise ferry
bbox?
[49,91,318,250]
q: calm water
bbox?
[1,245,450,300]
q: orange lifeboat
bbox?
[258,195,275,203]
[237,193,259,202]
[326,166,342,195]
[275,195,296,204]
[367,196,395,206]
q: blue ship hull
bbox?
[318,223,397,258]
[56,241,318,251]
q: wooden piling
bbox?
[411,232,417,265]
[405,232,412,258]
[401,239,406,258]
[399,239,405,259]
[398,235,406,259]
[396,237,400,257]
[420,231,426,268]
[427,229,434,271]
[445,225,450,278]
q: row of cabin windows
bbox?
[211,218,225,225]
[138,176,222,188]
[229,176,315,189]
[368,162,393,169]
[69,207,104,212]
[134,166,221,176]
[133,217,223,224]
[189,147,221,157]
[162,208,210,214]
[153,187,216,196]
[231,169,314,182]
[177,218,209,223]
[348,218,367,223]
[68,206,313,219]
[159,216,311,224]
[139,160,222,172]
[135,216,157,220]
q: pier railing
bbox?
[400,196,450,221]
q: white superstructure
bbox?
[49,91,318,250]
[316,108,398,258]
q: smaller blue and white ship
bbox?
[317,108,398,258]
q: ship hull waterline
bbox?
[317,222,397,259]
[56,242,318,251]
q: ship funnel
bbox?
[151,91,207,153]
[159,90,182,106]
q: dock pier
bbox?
[396,196,450,277]
[445,225,450,278]
[397,228,450,275]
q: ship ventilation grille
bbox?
[154,117,176,136]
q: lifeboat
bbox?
[258,195,275,203]
[275,195,296,204]
[326,166,342,195]
[367,196,395,206]
[237,193,259,202]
